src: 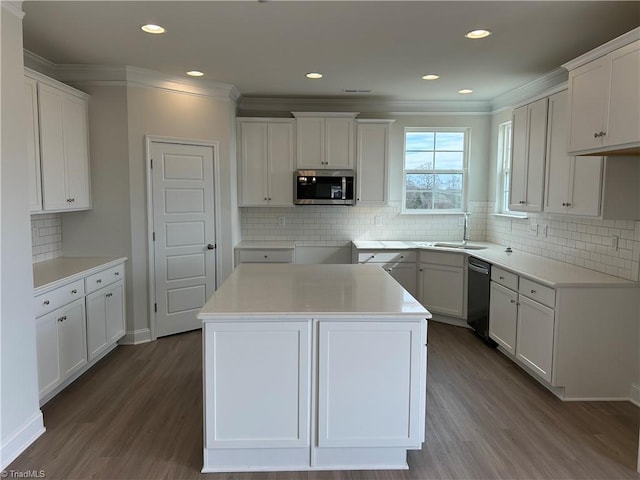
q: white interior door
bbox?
[151,141,216,337]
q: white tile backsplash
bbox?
[486,206,640,282]
[31,213,63,263]
[240,201,489,247]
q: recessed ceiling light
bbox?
[141,24,166,34]
[187,71,204,77]
[306,72,323,79]
[458,89,474,94]
[465,29,491,39]
[422,74,440,80]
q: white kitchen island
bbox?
[198,263,431,473]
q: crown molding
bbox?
[1,1,24,19]
[25,58,241,101]
[240,96,492,115]
[562,27,640,71]
[23,49,57,78]
[490,68,568,112]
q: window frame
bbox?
[401,127,470,214]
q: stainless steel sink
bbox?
[417,242,487,250]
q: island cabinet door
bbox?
[204,321,311,449]
[317,320,423,448]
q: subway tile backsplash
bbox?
[241,201,640,282]
[31,213,62,263]
[487,207,640,282]
[241,201,489,247]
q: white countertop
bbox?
[198,263,431,320]
[352,240,637,288]
[33,256,127,294]
[235,241,295,250]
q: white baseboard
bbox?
[119,328,151,345]
[1,411,45,471]
[630,383,640,407]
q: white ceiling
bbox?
[21,1,640,102]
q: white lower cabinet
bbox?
[516,295,555,383]
[34,259,127,404]
[203,317,427,471]
[36,298,87,399]
[488,282,518,355]
[317,321,423,448]
[418,251,465,318]
[86,280,125,361]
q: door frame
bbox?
[145,135,221,341]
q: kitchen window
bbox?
[402,128,468,213]
[497,121,512,213]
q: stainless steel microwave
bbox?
[294,169,355,205]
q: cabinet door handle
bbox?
[43,300,50,305]
[58,315,67,322]
[565,203,571,207]
[510,299,516,304]
[530,289,536,294]
[71,289,77,294]
[264,255,268,259]
[114,271,120,276]
[519,200,526,204]
[96,279,102,284]
[106,293,113,298]
[499,276,504,280]
[400,255,404,259]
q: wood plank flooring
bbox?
[7,321,639,479]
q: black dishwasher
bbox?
[467,257,497,346]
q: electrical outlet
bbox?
[278,216,286,226]
[611,235,619,251]
[374,216,382,227]
[529,223,538,236]
[542,224,548,237]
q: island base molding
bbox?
[202,446,410,473]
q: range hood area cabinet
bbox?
[563,29,640,156]
[292,112,357,170]
[237,118,294,207]
[25,68,91,213]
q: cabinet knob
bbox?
[530,289,536,294]
[106,293,113,298]
[510,299,516,304]
[565,202,571,207]
[268,198,272,201]
[499,276,504,280]
[519,200,526,204]
[57,315,67,322]
[264,255,268,258]
[114,272,120,276]
[264,197,268,201]
[400,256,404,259]
[594,132,599,138]
[71,289,77,294]
[43,300,50,305]
[96,279,102,284]
[70,198,75,202]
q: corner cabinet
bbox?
[356,119,394,206]
[418,250,465,319]
[509,97,547,213]
[237,118,294,207]
[563,32,640,155]
[25,68,91,212]
[293,112,357,169]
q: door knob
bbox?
[207,243,215,250]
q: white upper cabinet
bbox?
[293,112,357,169]
[356,120,394,206]
[238,118,294,207]
[544,90,603,217]
[25,76,43,213]
[26,68,91,213]
[564,31,640,155]
[509,98,548,212]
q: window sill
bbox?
[400,210,466,216]
[492,212,528,220]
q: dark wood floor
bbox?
[8,322,640,479]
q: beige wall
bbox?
[1,3,44,467]
[125,86,237,333]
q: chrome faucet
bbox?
[462,212,470,245]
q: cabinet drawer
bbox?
[519,278,555,308]
[491,267,518,291]
[357,251,416,264]
[237,249,294,264]
[85,263,125,294]
[34,279,85,318]
[418,251,463,267]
